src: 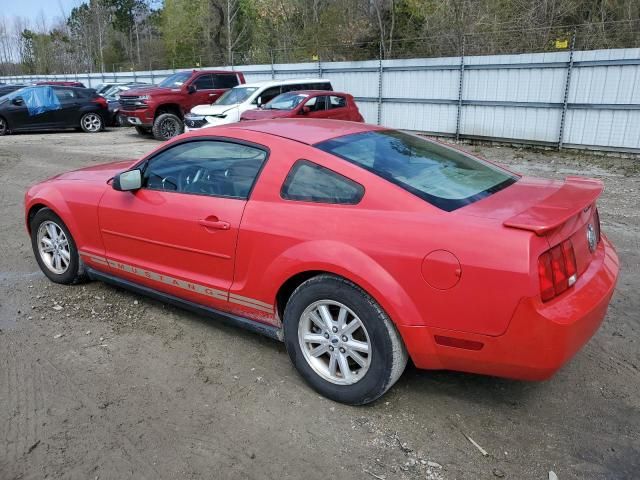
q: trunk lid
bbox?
[461,175,603,276]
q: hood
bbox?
[120,86,174,97]
[50,159,138,183]
[241,108,294,120]
[190,103,238,116]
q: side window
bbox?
[53,87,77,101]
[311,82,332,91]
[281,83,303,93]
[311,95,328,111]
[281,160,364,204]
[213,74,239,89]
[143,140,267,199]
[257,86,281,104]
[193,74,214,90]
[328,95,347,109]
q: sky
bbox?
[1,0,82,26]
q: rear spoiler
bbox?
[503,177,603,235]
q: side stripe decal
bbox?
[78,251,273,313]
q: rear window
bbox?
[315,130,517,211]
[214,74,240,89]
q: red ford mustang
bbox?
[24,120,619,404]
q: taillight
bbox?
[538,239,578,302]
[593,207,601,244]
[93,96,108,108]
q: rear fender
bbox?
[263,240,424,328]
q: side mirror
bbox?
[300,106,311,115]
[12,97,24,106]
[187,84,196,94]
[112,169,142,191]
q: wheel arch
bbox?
[268,241,425,329]
[154,103,183,119]
[25,189,81,242]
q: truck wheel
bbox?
[152,113,183,141]
[135,126,152,136]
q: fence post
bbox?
[270,50,275,79]
[558,31,576,150]
[150,63,154,85]
[455,36,466,142]
[377,42,383,125]
[317,59,323,78]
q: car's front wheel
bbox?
[80,112,104,133]
[30,208,85,284]
[152,113,183,141]
[283,275,408,405]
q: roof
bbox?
[226,119,386,145]
[240,78,330,89]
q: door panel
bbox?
[97,139,268,311]
[98,188,245,309]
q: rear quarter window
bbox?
[281,160,364,204]
[214,74,240,89]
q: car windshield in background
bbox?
[265,92,308,110]
[215,86,258,105]
[158,72,191,88]
[316,130,518,211]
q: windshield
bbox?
[158,72,191,88]
[2,87,29,100]
[265,92,309,110]
[215,86,258,106]
[316,130,518,211]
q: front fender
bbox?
[262,240,424,328]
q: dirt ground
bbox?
[0,128,638,480]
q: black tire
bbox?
[80,112,104,133]
[152,113,183,141]
[283,274,408,405]
[30,208,86,285]
[0,116,8,136]
[135,126,152,135]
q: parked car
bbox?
[35,81,86,88]
[184,78,332,131]
[240,91,364,122]
[24,119,618,405]
[0,85,108,135]
[0,84,27,98]
[118,70,245,140]
[103,83,151,126]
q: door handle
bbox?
[198,217,230,230]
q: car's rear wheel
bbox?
[30,209,85,284]
[135,126,152,135]
[80,112,103,133]
[0,116,8,136]
[152,113,183,141]
[283,274,408,405]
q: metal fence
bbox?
[2,46,639,154]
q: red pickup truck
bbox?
[119,70,245,140]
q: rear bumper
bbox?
[399,234,619,380]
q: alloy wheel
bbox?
[298,300,372,385]
[159,118,178,139]
[37,221,71,274]
[0,117,6,135]
[82,113,102,132]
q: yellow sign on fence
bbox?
[555,39,569,49]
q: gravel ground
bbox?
[0,128,638,480]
